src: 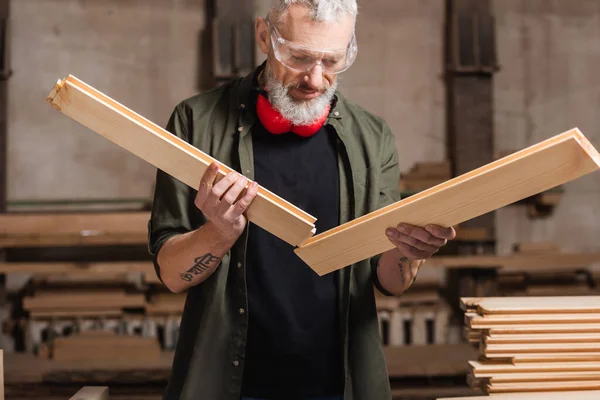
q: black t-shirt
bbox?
[240,93,343,399]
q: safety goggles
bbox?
[266,17,358,75]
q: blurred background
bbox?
[1,0,599,399]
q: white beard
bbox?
[264,67,337,126]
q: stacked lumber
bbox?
[0,212,150,247]
[24,291,145,313]
[399,161,451,192]
[377,268,452,346]
[494,244,596,296]
[462,296,600,394]
[52,331,161,363]
[438,390,600,400]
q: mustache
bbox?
[288,81,329,93]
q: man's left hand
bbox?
[385,223,456,261]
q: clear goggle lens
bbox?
[268,19,358,75]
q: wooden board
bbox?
[54,333,161,363]
[438,390,600,400]
[487,324,600,335]
[46,76,315,247]
[476,296,600,315]
[485,333,600,344]
[487,381,600,393]
[30,310,123,319]
[470,360,600,377]
[513,242,560,254]
[512,354,600,363]
[69,386,109,400]
[0,262,153,275]
[24,292,145,311]
[484,342,600,354]
[486,351,600,360]
[469,313,600,329]
[0,212,148,236]
[427,252,600,269]
[487,371,600,383]
[295,128,600,275]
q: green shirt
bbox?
[148,66,401,400]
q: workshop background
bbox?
[1,0,599,399]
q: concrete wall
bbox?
[8,0,205,202]
[493,0,600,253]
[338,0,446,173]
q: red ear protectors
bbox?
[256,91,330,137]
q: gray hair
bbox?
[269,0,358,23]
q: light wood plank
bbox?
[30,310,123,319]
[513,242,560,254]
[69,386,109,400]
[487,324,600,335]
[477,296,600,315]
[23,292,145,311]
[486,351,600,360]
[0,212,148,236]
[470,313,600,329]
[512,354,600,363]
[47,76,315,247]
[0,262,153,275]
[484,342,600,354]
[470,360,600,377]
[487,381,600,393]
[427,252,600,269]
[438,390,600,400]
[295,128,600,275]
[488,371,600,383]
[485,333,600,344]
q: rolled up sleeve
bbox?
[147,103,205,282]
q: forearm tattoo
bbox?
[179,253,221,282]
[398,256,417,287]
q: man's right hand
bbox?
[194,162,259,243]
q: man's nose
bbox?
[304,64,324,88]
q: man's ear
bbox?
[255,17,270,55]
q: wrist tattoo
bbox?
[179,253,221,282]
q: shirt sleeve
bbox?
[370,121,402,297]
[147,103,206,282]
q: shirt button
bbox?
[237,262,243,269]
[237,126,243,132]
[240,103,246,109]
[333,111,340,117]
[239,308,245,315]
[233,360,239,367]
[245,169,250,174]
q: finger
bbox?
[221,175,248,206]
[425,224,456,240]
[397,223,446,247]
[229,181,259,219]
[195,162,220,208]
[200,162,220,189]
[207,171,240,205]
[388,239,432,260]
[386,228,439,254]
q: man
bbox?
[148,1,455,399]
